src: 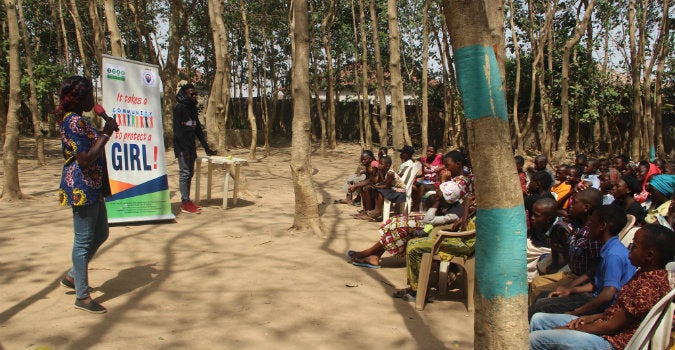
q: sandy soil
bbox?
[0,138,474,350]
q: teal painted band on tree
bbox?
[454,45,508,121]
[474,206,528,299]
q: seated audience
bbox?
[528,154,555,186]
[347,187,465,269]
[581,158,601,189]
[515,155,528,196]
[611,175,646,224]
[551,165,571,204]
[397,145,415,175]
[557,165,584,209]
[525,170,555,214]
[355,155,406,221]
[347,151,379,212]
[529,224,675,350]
[393,194,476,301]
[529,188,603,304]
[529,205,635,319]
[634,160,661,204]
[412,145,444,210]
[527,198,561,282]
[337,150,377,205]
[645,174,675,225]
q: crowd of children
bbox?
[337,146,675,349]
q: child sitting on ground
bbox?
[529,224,675,350]
[529,204,636,319]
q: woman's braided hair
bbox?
[56,76,93,121]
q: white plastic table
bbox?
[194,156,247,209]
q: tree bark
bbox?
[2,0,24,200]
[240,0,258,160]
[321,0,337,149]
[104,0,125,57]
[206,0,230,152]
[442,0,528,348]
[642,0,669,160]
[69,0,89,77]
[159,0,186,149]
[420,0,431,152]
[628,0,644,160]
[57,0,70,68]
[654,4,670,158]
[290,0,324,236]
[369,0,388,147]
[357,0,372,150]
[88,0,105,71]
[507,0,524,155]
[17,0,45,165]
[387,0,406,162]
[557,0,596,159]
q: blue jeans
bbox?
[529,313,615,350]
[178,152,195,203]
[69,199,109,299]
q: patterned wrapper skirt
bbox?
[378,215,426,256]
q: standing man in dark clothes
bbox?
[173,84,216,214]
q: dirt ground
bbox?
[0,137,474,350]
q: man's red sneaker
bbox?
[189,201,202,210]
[181,201,201,214]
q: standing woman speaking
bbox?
[56,76,118,314]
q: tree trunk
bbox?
[321,0,337,149]
[104,0,125,57]
[507,0,524,155]
[260,11,271,156]
[159,0,186,149]
[557,0,596,159]
[206,0,230,152]
[420,0,431,152]
[654,5,670,158]
[357,0,372,150]
[88,0,105,71]
[308,0,327,156]
[369,0,388,147]
[2,0,24,200]
[69,0,89,77]
[442,1,528,347]
[642,0,669,160]
[432,16,453,148]
[628,0,643,160]
[240,0,258,160]
[17,0,45,165]
[290,0,324,236]
[56,0,70,69]
[387,0,406,162]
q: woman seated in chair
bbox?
[392,193,476,301]
[411,145,444,211]
[347,151,379,214]
[348,186,466,269]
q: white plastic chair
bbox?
[623,262,675,350]
[382,161,422,223]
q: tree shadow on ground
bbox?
[94,264,160,304]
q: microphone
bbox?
[93,104,119,132]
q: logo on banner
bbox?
[141,69,157,87]
[105,64,126,81]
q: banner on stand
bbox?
[101,55,175,223]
